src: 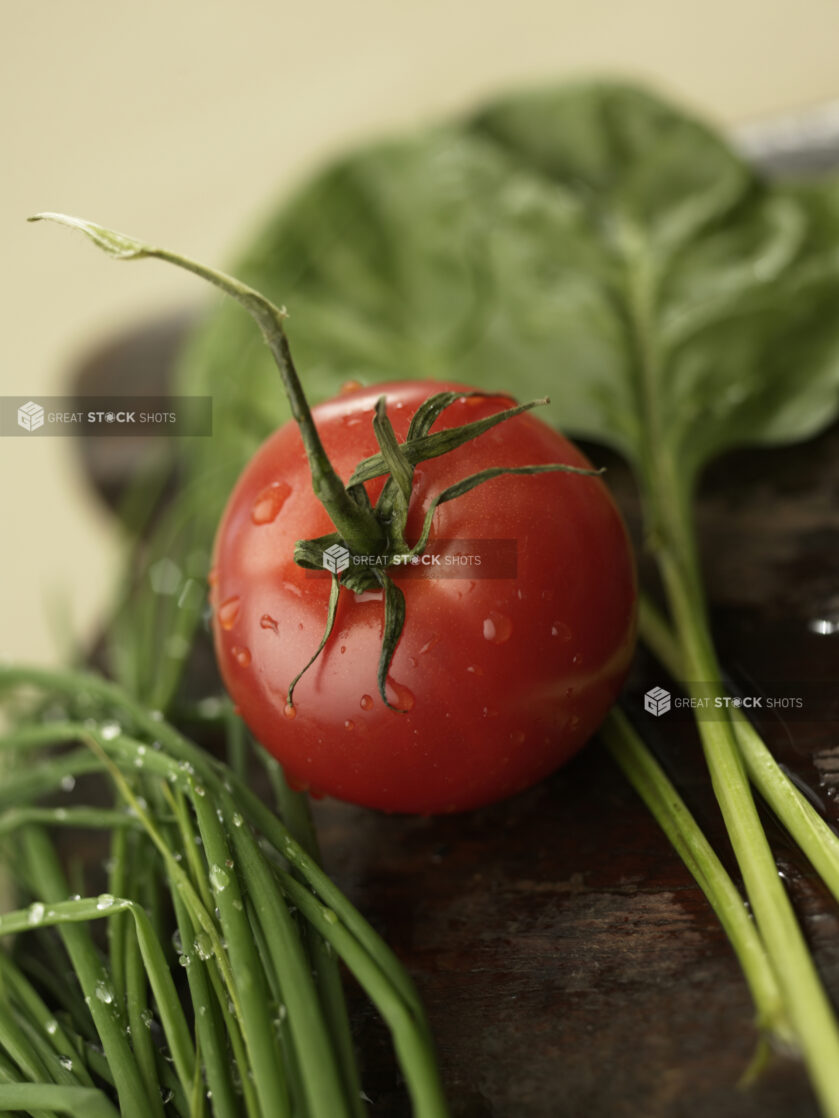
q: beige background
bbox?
[3,0,839,664]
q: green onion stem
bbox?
[600,708,790,1056]
[190,793,293,1118]
[262,754,366,1118]
[638,594,839,906]
[230,824,353,1118]
[17,828,152,1118]
[0,667,448,1116]
[282,874,450,1118]
[650,464,839,1118]
[168,889,244,1118]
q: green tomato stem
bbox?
[28,213,386,560]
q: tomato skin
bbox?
[210,381,636,814]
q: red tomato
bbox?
[210,381,636,813]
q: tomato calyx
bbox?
[30,213,605,713]
[289,390,604,710]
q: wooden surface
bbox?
[305,423,839,1118]
[73,332,839,1118]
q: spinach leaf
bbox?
[127,81,839,706]
[178,81,839,485]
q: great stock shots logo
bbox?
[322,544,351,574]
[644,686,672,717]
[2,396,212,436]
[17,401,44,432]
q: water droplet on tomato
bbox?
[551,621,572,641]
[340,645,347,654]
[385,678,415,712]
[283,703,297,721]
[466,664,484,676]
[232,646,251,667]
[482,706,499,718]
[342,413,363,428]
[251,481,291,525]
[572,652,583,666]
[360,694,374,711]
[218,597,240,630]
[260,614,279,634]
[419,633,441,655]
[482,612,513,644]
[340,379,363,394]
[345,719,355,731]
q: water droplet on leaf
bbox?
[95,981,114,1004]
[210,864,230,892]
[193,933,213,961]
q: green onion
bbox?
[0,665,449,1117]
